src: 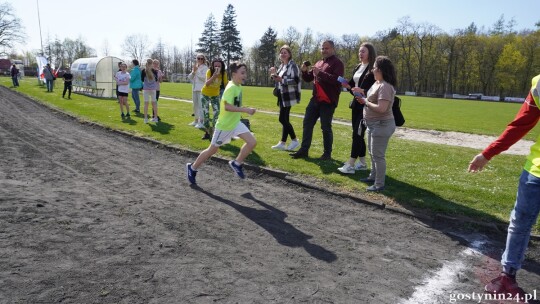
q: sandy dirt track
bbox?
[0,87,539,303]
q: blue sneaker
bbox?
[186,163,197,184]
[228,160,245,179]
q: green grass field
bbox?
[3,77,539,232]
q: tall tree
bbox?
[196,14,221,60]
[257,27,277,86]
[220,4,243,67]
[0,3,25,56]
[338,33,360,71]
[123,34,149,62]
[282,26,301,48]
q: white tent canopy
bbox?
[71,56,122,98]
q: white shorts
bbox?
[211,122,251,147]
[143,90,156,103]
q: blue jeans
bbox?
[12,76,19,87]
[131,88,141,111]
[502,170,540,274]
[46,79,54,92]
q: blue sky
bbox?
[7,0,540,58]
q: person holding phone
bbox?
[290,40,344,160]
[269,45,301,151]
[337,43,377,174]
[188,54,208,128]
[200,58,228,140]
[355,56,397,191]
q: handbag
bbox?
[272,86,279,97]
[393,96,405,126]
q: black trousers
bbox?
[278,101,296,142]
[63,82,72,98]
[300,98,336,155]
[351,104,367,158]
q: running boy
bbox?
[186,62,256,184]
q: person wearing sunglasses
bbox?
[188,54,208,128]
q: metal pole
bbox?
[36,0,44,56]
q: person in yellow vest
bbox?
[468,74,540,301]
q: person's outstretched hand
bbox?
[468,153,489,172]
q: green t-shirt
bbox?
[215,82,242,131]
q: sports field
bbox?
[1,85,539,303]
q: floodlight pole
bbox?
[36,0,44,56]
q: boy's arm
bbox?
[224,103,256,115]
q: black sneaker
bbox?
[186,163,197,184]
[121,113,125,119]
[201,133,210,140]
[126,113,131,118]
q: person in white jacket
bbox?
[188,54,209,128]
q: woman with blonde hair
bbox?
[141,58,159,123]
[269,45,301,151]
[188,54,209,128]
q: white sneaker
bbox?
[271,142,286,150]
[286,140,299,151]
[152,117,159,122]
[194,123,204,129]
[354,162,368,170]
[188,121,197,126]
[144,118,148,124]
[338,163,355,174]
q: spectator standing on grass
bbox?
[200,58,228,140]
[141,58,159,124]
[152,59,163,121]
[10,64,19,87]
[289,40,344,160]
[62,68,73,99]
[356,56,397,192]
[188,54,208,128]
[115,62,122,101]
[129,59,143,113]
[269,45,301,152]
[43,63,55,92]
[186,62,257,184]
[337,42,377,174]
[468,74,540,301]
[115,63,131,119]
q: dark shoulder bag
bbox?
[393,96,405,126]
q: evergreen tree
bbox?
[258,27,277,86]
[259,27,277,68]
[220,4,243,67]
[196,14,220,61]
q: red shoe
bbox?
[485,273,527,302]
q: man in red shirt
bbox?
[290,40,344,160]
